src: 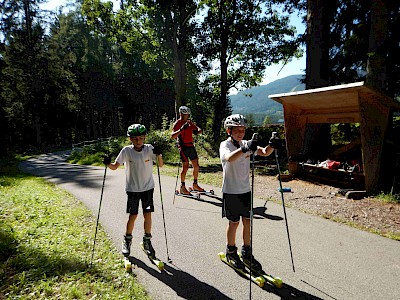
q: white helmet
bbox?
[179,106,191,115]
[224,114,248,129]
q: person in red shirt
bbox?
[171,106,205,194]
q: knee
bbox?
[228,220,240,228]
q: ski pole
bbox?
[172,159,181,205]
[273,132,295,272]
[156,157,172,263]
[249,133,258,299]
[90,164,107,267]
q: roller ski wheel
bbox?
[175,189,200,199]
[218,252,265,288]
[123,256,133,272]
[240,255,283,288]
[140,242,164,271]
[188,187,215,196]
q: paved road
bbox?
[19,152,400,300]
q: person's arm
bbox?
[103,151,122,170]
[224,147,244,162]
[107,161,120,170]
[255,145,275,157]
[171,122,189,139]
[156,154,164,167]
[190,121,202,135]
[256,134,281,156]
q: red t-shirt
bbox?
[173,119,197,147]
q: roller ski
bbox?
[175,184,201,199]
[240,246,283,288]
[121,235,135,272]
[188,186,215,196]
[140,235,164,271]
[123,256,134,272]
[218,247,265,288]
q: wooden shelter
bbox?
[269,81,400,193]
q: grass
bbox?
[375,192,400,204]
[0,159,150,300]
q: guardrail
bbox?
[72,137,118,150]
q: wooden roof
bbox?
[269,81,400,112]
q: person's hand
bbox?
[152,145,162,155]
[180,122,189,131]
[102,154,112,165]
[193,129,199,135]
[269,136,281,149]
[241,139,258,153]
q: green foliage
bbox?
[330,123,360,145]
[376,192,400,204]
[0,163,149,299]
[196,0,302,146]
[146,124,175,162]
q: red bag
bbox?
[327,160,340,169]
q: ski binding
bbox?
[175,190,201,199]
[239,254,283,288]
[140,242,164,271]
[218,252,265,287]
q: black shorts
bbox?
[126,189,154,215]
[222,192,251,222]
[180,146,198,162]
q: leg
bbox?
[225,220,245,270]
[122,214,137,257]
[191,158,204,191]
[180,161,189,183]
[142,190,155,256]
[241,217,262,270]
[242,217,251,247]
[192,158,200,180]
[123,192,140,257]
[126,214,138,235]
[180,161,190,194]
[227,220,239,246]
[143,212,152,235]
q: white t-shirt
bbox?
[116,144,155,192]
[219,139,253,194]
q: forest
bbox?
[1,0,399,157]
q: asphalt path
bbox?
[19,152,400,300]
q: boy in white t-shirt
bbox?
[220,114,275,271]
[103,124,163,258]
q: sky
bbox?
[40,0,306,86]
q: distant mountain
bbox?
[229,74,305,124]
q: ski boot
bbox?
[122,234,132,257]
[241,245,263,271]
[180,184,191,195]
[192,182,205,192]
[226,245,245,270]
[143,234,156,258]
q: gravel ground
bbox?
[253,175,400,240]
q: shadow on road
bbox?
[253,206,284,221]
[262,282,325,300]
[19,152,107,189]
[129,257,234,300]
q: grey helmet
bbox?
[224,114,248,129]
[127,124,147,137]
[179,106,191,115]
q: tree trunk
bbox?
[303,0,338,161]
[365,0,389,192]
[366,0,388,92]
[171,1,189,117]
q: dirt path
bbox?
[253,175,400,240]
